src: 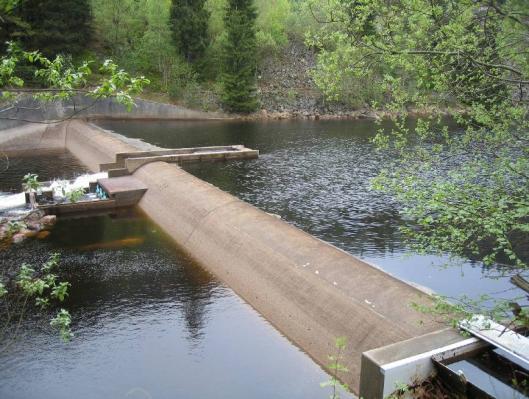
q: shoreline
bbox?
[236,105,460,121]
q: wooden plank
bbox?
[115,146,243,162]
[459,315,529,367]
[39,199,117,215]
[511,274,529,294]
[97,176,147,195]
[124,149,259,173]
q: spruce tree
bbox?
[15,0,92,57]
[221,0,258,113]
[169,0,210,63]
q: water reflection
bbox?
[48,211,219,345]
[96,119,525,301]
[1,210,340,399]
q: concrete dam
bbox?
[0,118,464,397]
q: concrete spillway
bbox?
[0,120,445,395]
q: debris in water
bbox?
[36,230,51,239]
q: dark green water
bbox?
[96,119,523,300]
[0,210,343,399]
[0,148,88,192]
[0,118,523,398]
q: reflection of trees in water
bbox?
[1,211,219,347]
[172,259,217,345]
[53,214,217,341]
[59,245,219,347]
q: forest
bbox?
[2,1,529,397]
[1,0,318,113]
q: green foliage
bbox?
[51,282,71,302]
[89,0,145,58]
[13,0,93,57]
[411,292,529,337]
[320,337,349,399]
[255,0,291,56]
[2,253,74,343]
[65,188,85,203]
[91,0,189,92]
[6,220,26,237]
[310,0,529,270]
[1,42,149,110]
[22,173,40,192]
[0,0,29,54]
[170,0,210,63]
[221,0,259,113]
[0,283,7,298]
[50,309,73,341]
[385,381,411,399]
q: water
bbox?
[1,118,523,398]
[96,119,524,301]
[0,149,88,193]
[0,210,343,399]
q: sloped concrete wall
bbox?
[0,123,66,151]
[59,120,443,393]
[0,97,229,130]
[1,120,445,394]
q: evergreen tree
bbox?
[0,1,29,54]
[15,0,92,57]
[221,0,258,113]
[169,0,210,63]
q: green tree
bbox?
[90,0,145,59]
[14,0,93,57]
[170,0,210,63]
[1,253,73,350]
[0,0,29,54]
[255,0,291,56]
[309,0,529,270]
[221,0,258,113]
[0,41,149,120]
[132,0,177,90]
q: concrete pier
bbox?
[0,120,451,395]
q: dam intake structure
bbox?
[1,119,472,397]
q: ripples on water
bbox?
[0,149,87,193]
[1,209,342,399]
[1,119,523,398]
[96,119,524,301]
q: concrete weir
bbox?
[1,120,452,396]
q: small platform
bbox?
[38,176,147,215]
[38,199,118,215]
[98,176,148,207]
[99,145,259,176]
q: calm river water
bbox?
[0,142,349,398]
[0,118,522,398]
[96,119,523,300]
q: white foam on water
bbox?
[0,172,108,211]
[49,172,108,198]
[0,192,26,212]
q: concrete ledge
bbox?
[0,96,230,130]
[0,123,65,151]
[359,328,483,398]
